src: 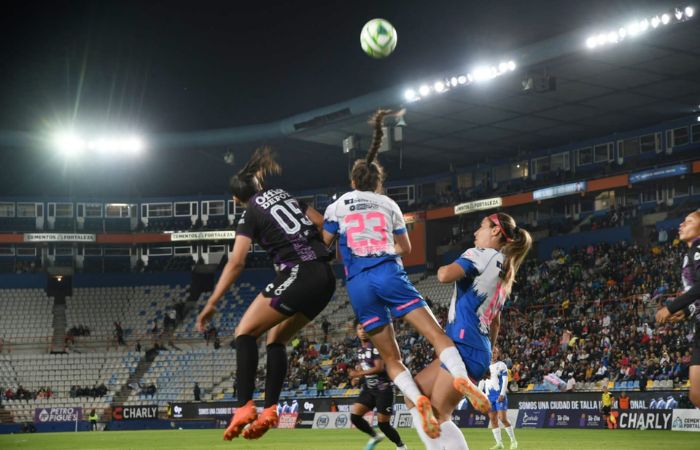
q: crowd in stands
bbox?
[2,386,53,401]
[69,384,108,398]
[279,233,694,394]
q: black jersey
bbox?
[356,341,391,391]
[235,188,330,267]
[668,238,700,330]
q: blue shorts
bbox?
[441,342,491,382]
[347,261,427,333]
[490,395,508,412]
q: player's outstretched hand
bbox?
[196,303,216,332]
[655,306,671,324]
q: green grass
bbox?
[0,428,697,450]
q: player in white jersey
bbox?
[322,110,489,441]
[485,348,517,450]
[410,213,532,450]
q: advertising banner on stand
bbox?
[617,410,672,430]
[452,410,490,428]
[672,409,700,432]
[277,413,298,429]
[296,413,315,429]
[312,412,352,429]
[34,407,83,423]
[112,405,159,420]
[516,410,546,428]
[542,410,604,429]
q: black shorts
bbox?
[357,387,394,416]
[602,405,611,415]
[262,260,335,320]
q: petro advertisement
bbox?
[34,407,83,423]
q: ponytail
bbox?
[229,146,281,202]
[489,213,532,295]
[350,109,404,191]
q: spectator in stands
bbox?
[114,322,125,346]
[322,317,331,343]
[135,341,142,352]
[316,378,325,397]
[194,382,201,401]
[618,391,630,410]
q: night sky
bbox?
[0,0,671,197]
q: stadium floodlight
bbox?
[507,60,516,71]
[54,133,85,156]
[125,136,144,154]
[450,76,458,87]
[586,6,695,50]
[498,62,508,72]
[434,80,446,92]
[418,85,431,97]
[457,75,467,84]
[404,89,417,101]
[471,66,494,82]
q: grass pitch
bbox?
[0,428,697,450]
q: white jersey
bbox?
[323,190,407,279]
[445,247,507,352]
[488,361,508,399]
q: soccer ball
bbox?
[360,18,397,58]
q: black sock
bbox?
[351,414,376,437]
[235,335,258,406]
[264,343,287,408]
[379,421,404,446]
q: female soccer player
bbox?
[410,213,532,450]
[483,348,517,449]
[656,209,700,408]
[322,110,489,439]
[349,321,407,450]
[196,147,336,441]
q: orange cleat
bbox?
[415,395,441,439]
[223,400,257,441]
[453,377,491,414]
[242,404,279,440]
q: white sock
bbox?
[492,427,503,445]
[439,346,469,380]
[393,370,422,404]
[409,408,441,450]
[505,425,516,442]
[440,420,469,450]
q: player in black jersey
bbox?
[196,147,336,441]
[656,209,700,407]
[349,321,407,450]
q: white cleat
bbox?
[364,433,385,450]
[510,441,518,449]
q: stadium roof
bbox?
[1,1,699,196]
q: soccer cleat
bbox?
[223,400,257,441]
[453,376,491,414]
[364,433,385,450]
[489,444,504,450]
[396,446,408,450]
[510,441,518,449]
[242,404,279,440]
[415,395,441,439]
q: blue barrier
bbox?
[0,423,24,434]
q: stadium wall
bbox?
[536,226,632,259]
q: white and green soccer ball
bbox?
[360,18,397,58]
